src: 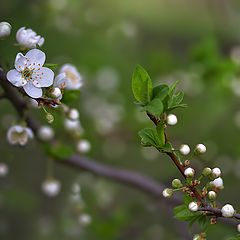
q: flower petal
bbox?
[15,53,28,71]
[25,49,46,67]
[7,69,27,87]
[23,82,42,98]
[33,67,54,87]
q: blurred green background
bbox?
[1,0,240,239]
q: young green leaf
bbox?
[132,65,153,105]
[145,98,163,116]
[138,127,164,148]
[153,84,169,100]
[174,204,200,221]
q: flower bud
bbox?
[78,213,92,226]
[42,179,61,197]
[162,188,173,198]
[68,108,79,121]
[64,119,80,131]
[50,87,62,99]
[171,178,183,188]
[46,113,54,124]
[202,167,212,176]
[166,114,177,125]
[179,144,190,155]
[211,167,221,179]
[76,139,91,153]
[184,167,195,178]
[38,126,54,141]
[0,21,11,39]
[208,190,217,201]
[221,204,235,218]
[194,144,206,155]
[188,202,199,212]
[193,234,201,240]
[237,224,240,233]
[0,163,9,177]
[210,177,224,189]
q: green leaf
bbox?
[138,127,164,148]
[156,124,165,147]
[132,65,153,105]
[44,63,59,70]
[153,84,169,100]
[174,204,200,221]
[144,98,163,116]
[162,142,173,153]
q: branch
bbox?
[0,69,237,226]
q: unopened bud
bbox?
[179,144,190,155]
[208,191,217,201]
[162,188,173,198]
[202,167,211,176]
[184,167,195,178]
[0,21,11,39]
[166,114,177,125]
[211,167,221,179]
[188,202,199,212]
[237,224,240,233]
[171,178,182,188]
[194,144,206,155]
[50,87,62,99]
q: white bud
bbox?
[208,191,217,201]
[162,188,173,198]
[50,87,62,99]
[188,202,199,212]
[64,119,80,131]
[78,213,92,225]
[42,179,61,197]
[167,114,177,125]
[0,21,12,38]
[179,144,190,155]
[68,108,79,121]
[38,126,54,141]
[16,27,44,49]
[237,224,240,233]
[184,167,195,178]
[193,234,201,240]
[221,204,235,218]
[210,177,224,189]
[77,139,91,153]
[211,167,221,179]
[0,163,9,177]
[195,144,206,154]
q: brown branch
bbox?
[0,68,238,226]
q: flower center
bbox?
[21,68,33,80]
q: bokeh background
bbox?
[1,0,240,239]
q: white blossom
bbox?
[184,167,195,178]
[7,125,33,146]
[54,64,83,90]
[195,144,206,154]
[38,126,54,141]
[42,179,61,197]
[208,191,217,200]
[210,177,224,189]
[179,144,190,155]
[188,202,198,212]
[16,27,44,49]
[166,114,177,125]
[221,204,235,218]
[0,21,11,38]
[0,163,9,177]
[77,139,91,153]
[7,49,54,98]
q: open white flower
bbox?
[16,27,44,49]
[7,125,33,146]
[54,64,83,90]
[7,49,54,98]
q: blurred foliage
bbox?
[1,0,240,239]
